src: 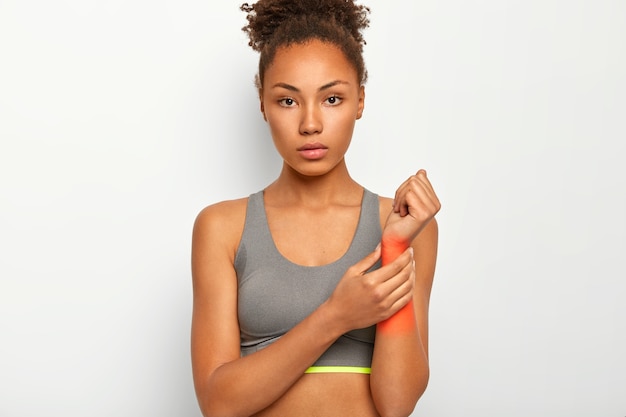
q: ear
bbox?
[356,85,365,120]
[259,88,267,121]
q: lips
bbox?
[297,142,328,151]
[297,142,328,160]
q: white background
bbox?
[1,0,624,415]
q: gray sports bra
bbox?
[234,189,381,372]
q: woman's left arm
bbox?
[370,170,441,417]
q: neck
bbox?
[265,159,362,207]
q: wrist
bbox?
[381,235,410,265]
[316,299,348,340]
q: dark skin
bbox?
[191,39,440,417]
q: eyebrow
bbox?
[271,80,350,92]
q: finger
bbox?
[401,174,441,215]
[414,170,439,203]
[394,169,426,207]
[417,171,442,211]
[396,183,429,217]
[378,247,413,285]
[386,268,416,315]
[378,255,414,309]
[392,187,404,214]
[402,192,440,224]
[393,170,433,215]
[405,180,439,211]
[394,183,413,217]
[355,243,382,275]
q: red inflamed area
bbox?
[377,237,416,334]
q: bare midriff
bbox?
[251,373,380,416]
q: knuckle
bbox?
[347,264,362,276]
[371,286,386,303]
[361,275,376,291]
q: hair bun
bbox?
[241,0,370,52]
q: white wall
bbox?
[1,1,624,415]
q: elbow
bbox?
[196,387,244,417]
[197,396,219,417]
[415,366,430,402]
[374,368,430,417]
[194,367,248,417]
[198,401,241,417]
[197,393,254,417]
[376,402,417,417]
[198,387,268,417]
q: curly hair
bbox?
[240,0,370,87]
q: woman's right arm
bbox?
[190,201,353,417]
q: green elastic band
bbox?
[304,366,371,374]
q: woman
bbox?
[190,1,441,416]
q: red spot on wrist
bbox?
[378,236,415,334]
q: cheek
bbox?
[328,111,357,134]
[265,114,295,151]
[265,111,289,133]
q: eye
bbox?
[325,96,342,106]
[278,97,296,107]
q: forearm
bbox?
[370,235,429,417]
[370,310,430,417]
[197,302,342,417]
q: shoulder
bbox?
[192,197,249,263]
[194,197,249,228]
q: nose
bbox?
[299,105,322,135]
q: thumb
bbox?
[357,243,381,274]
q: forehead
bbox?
[264,40,358,88]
